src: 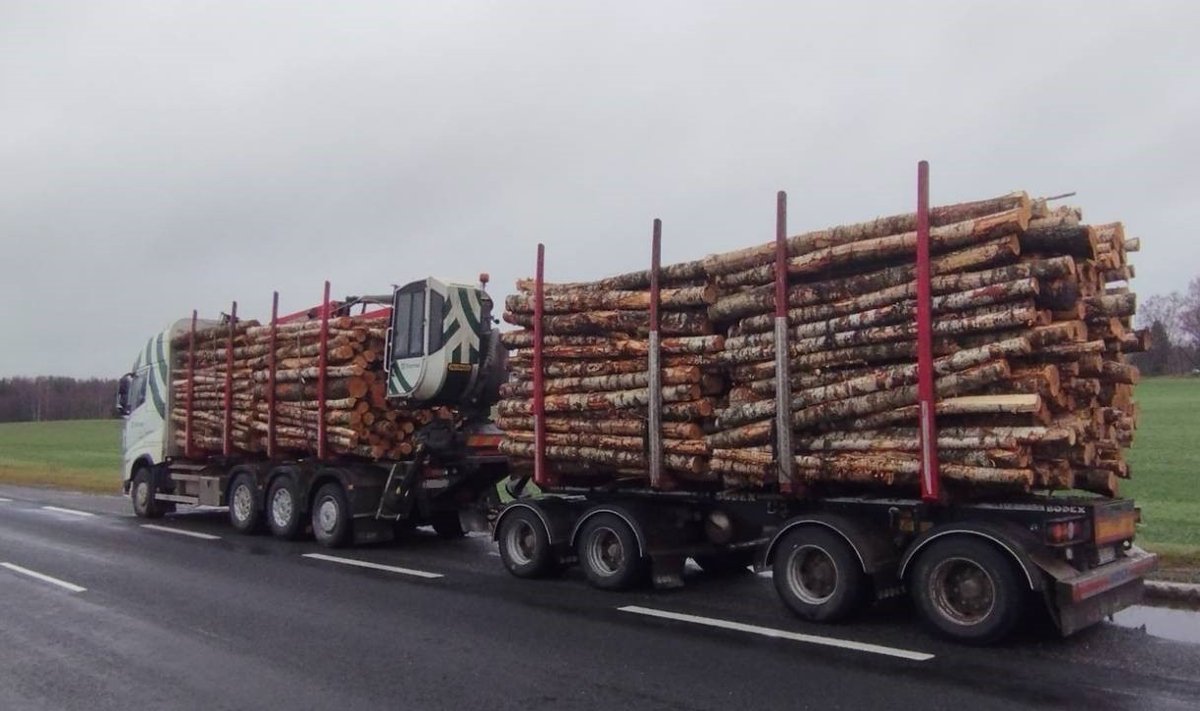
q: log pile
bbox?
[496,275,724,483]
[499,190,1143,499]
[169,316,444,460]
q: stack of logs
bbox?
[495,274,725,483]
[498,190,1143,498]
[169,316,445,460]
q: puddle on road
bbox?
[1110,604,1200,644]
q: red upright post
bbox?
[915,161,941,502]
[317,281,331,461]
[532,244,548,487]
[647,219,665,489]
[267,291,279,459]
[223,301,237,457]
[185,310,198,458]
[774,191,795,492]
[532,246,549,490]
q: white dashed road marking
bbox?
[618,605,935,662]
[302,553,443,579]
[141,524,221,540]
[41,506,95,517]
[1,562,87,593]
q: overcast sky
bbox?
[2,1,1196,378]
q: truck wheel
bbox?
[497,509,558,579]
[910,537,1025,645]
[694,550,754,576]
[431,511,465,539]
[772,527,866,623]
[131,467,164,519]
[266,476,305,540]
[311,483,353,548]
[227,474,262,534]
[577,513,646,591]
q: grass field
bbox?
[0,419,122,494]
[1123,377,1200,575]
[1,381,1197,571]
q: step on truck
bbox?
[116,276,510,546]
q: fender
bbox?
[494,498,578,549]
[124,455,156,493]
[569,504,651,558]
[225,462,271,507]
[265,463,309,512]
[898,520,1044,591]
[764,513,897,575]
[311,464,389,518]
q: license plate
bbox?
[1096,546,1116,566]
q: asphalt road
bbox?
[2,484,1199,711]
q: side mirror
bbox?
[114,373,133,417]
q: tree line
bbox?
[1131,276,1200,376]
[0,377,120,423]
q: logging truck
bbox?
[116,270,1156,645]
[116,173,1156,645]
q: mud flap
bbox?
[651,554,686,590]
[1055,579,1145,636]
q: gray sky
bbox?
[2,1,1196,378]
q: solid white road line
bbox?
[0,562,87,593]
[302,553,443,579]
[0,497,12,502]
[618,605,935,662]
[41,505,95,517]
[140,524,221,540]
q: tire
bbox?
[772,526,867,623]
[694,550,755,576]
[227,473,262,534]
[266,476,305,540]
[577,513,647,591]
[431,511,465,539]
[497,508,558,579]
[311,483,353,548]
[130,467,164,519]
[909,536,1026,645]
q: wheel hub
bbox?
[587,527,624,576]
[929,557,996,625]
[232,484,253,522]
[788,544,838,604]
[506,521,536,565]
[271,488,293,528]
[135,481,149,509]
[316,498,339,534]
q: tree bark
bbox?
[505,285,716,314]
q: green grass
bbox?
[1123,377,1200,576]
[0,419,123,494]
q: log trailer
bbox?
[117,163,1156,644]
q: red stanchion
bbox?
[915,161,941,502]
[532,245,548,487]
[317,281,331,461]
[267,291,279,459]
[223,302,237,457]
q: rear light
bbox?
[1045,517,1087,546]
[1094,509,1137,546]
